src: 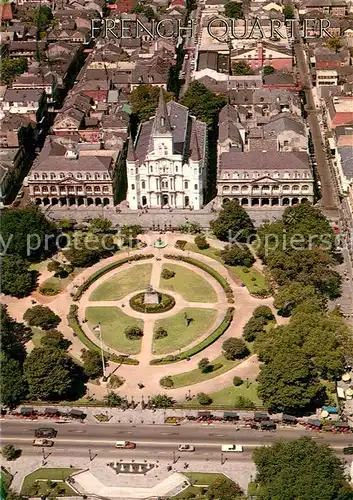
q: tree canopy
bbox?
[274,283,326,316]
[233,61,254,75]
[23,305,61,330]
[0,58,28,85]
[1,255,34,297]
[1,207,57,260]
[181,81,226,127]
[23,348,83,400]
[0,352,27,408]
[222,337,249,360]
[210,200,254,242]
[224,1,243,18]
[64,233,117,267]
[252,437,352,500]
[221,244,255,267]
[1,305,31,364]
[129,85,174,122]
[206,477,243,500]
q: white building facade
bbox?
[126,89,208,210]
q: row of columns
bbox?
[222,197,311,207]
[34,197,113,207]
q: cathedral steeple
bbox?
[190,127,201,161]
[127,135,137,162]
[153,87,172,136]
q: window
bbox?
[184,181,189,189]
[76,173,82,179]
[42,173,47,180]
[94,173,100,180]
[130,169,134,175]
[194,184,198,190]
[50,186,56,193]
[141,180,146,189]
[60,172,65,179]
[34,173,39,180]
[232,185,239,192]
[103,186,109,193]
[283,140,289,147]
[50,173,56,180]
[223,185,230,192]
[194,168,198,175]
[162,180,168,189]
[34,186,40,193]
[273,171,280,178]
[86,173,91,180]
[232,172,239,179]
[131,184,135,190]
[164,146,168,155]
[150,165,153,173]
[223,172,230,179]
[283,185,290,191]
[241,185,249,192]
[104,173,109,180]
[156,179,159,189]
[42,186,48,193]
[302,185,309,191]
[243,172,249,179]
[253,172,259,178]
[294,171,300,179]
[86,186,92,192]
[293,185,299,191]
[175,166,178,173]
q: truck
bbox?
[221,444,243,452]
[34,428,57,438]
[33,439,54,447]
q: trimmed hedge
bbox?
[150,307,234,365]
[129,292,175,313]
[72,254,154,301]
[67,305,139,365]
[164,254,234,303]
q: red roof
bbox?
[0,3,13,21]
[107,0,135,12]
[170,0,185,6]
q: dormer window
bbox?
[50,173,56,180]
[60,172,65,179]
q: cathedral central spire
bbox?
[153,87,172,136]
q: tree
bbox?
[1,207,57,260]
[243,316,267,342]
[1,305,31,363]
[23,348,82,400]
[233,61,254,75]
[47,260,61,273]
[283,5,294,18]
[197,392,212,405]
[263,65,275,75]
[325,36,342,53]
[207,477,243,500]
[222,338,250,360]
[120,224,143,245]
[221,244,255,267]
[210,201,254,242]
[233,376,243,386]
[150,394,173,408]
[34,5,53,36]
[234,396,256,409]
[253,306,274,321]
[129,85,174,122]
[24,305,61,330]
[224,1,243,18]
[252,437,352,500]
[1,255,34,297]
[104,392,127,407]
[0,353,27,408]
[154,327,168,339]
[181,81,226,127]
[0,58,28,85]
[125,326,143,340]
[274,283,325,316]
[57,218,75,231]
[81,349,104,379]
[179,221,202,234]
[40,330,71,350]
[132,3,156,20]
[64,233,117,267]
[161,268,175,280]
[194,234,209,250]
[90,217,112,234]
[198,358,211,373]
[1,445,19,461]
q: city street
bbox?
[1,420,351,459]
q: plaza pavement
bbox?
[2,232,283,401]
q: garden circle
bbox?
[129,291,176,314]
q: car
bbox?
[343,447,353,455]
[115,441,136,449]
[33,439,54,447]
[178,444,195,452]
[34,428,57,438]
[221,444,243,452]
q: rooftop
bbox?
[219,151,310,170]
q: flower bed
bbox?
[129,292,175,313]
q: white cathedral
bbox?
[126,88,208,210]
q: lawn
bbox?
[21,468,79,497]
[159,263,217,303]
[169,354,248,388]
[31,327,46,347]
[89,263,152,301]
[180,381,262,408]
[185,243,269,294]
[86,306,144,355]
[153,308,218,355]
[173,473,227,499]
[40,268,83,295]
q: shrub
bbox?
[175,240,187,250]
[41,330,71,350]
[39,286,61,296]
[1,444,19,461]
[242,267,250,273]
[47,260,61,273]
[179,221,202,234]
[125,326,143,340]
[222,337,250,360]
[233,376,243,386]
[160,376,174,388]
[198,357,211,373]
[234,396,255,409]
[155,327,168,339]
[130,292,175,313]
[243,316,266,342]
[150,394,174,408]
[253,306,275,321]
[23,305,61,330]
[197,392,212,405]
[161,268,175,280]
[194,234,209,250]
[107,374,125,389]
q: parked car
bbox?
[33,439,54,447]
[178,444,195,452]
[343,447,353,455]
[34,428,57,438]
[115,441,136,449]
[221,444,243,452]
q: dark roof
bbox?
[219,151,310,170]
[4,89,43,102]
[219,105,243,144]
[262,114,306,135]
[198,52,218,71]
[339,146,353,179]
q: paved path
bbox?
[2,232,278,401]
